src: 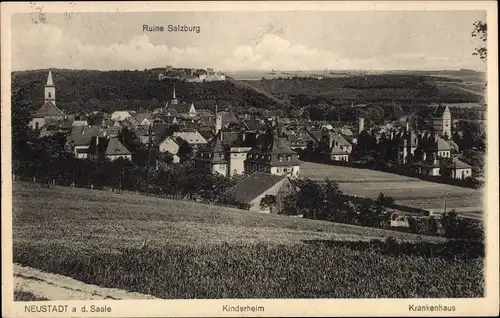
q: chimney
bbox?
[358,117,365,134]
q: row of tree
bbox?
[279,178,483,240]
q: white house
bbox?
[111,111,132,121]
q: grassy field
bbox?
[12,182,483,298]
[299,162,483,213]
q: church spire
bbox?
[44,70,56,105]
[171,83,178,104]
[46,70,54,86]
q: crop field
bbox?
[300,162,483,214]
[12,182,483,298]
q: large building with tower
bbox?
[29,71,66,130]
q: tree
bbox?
[375,193,395,207]
[472,21,487,61]
[441,210,460,238]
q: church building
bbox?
[432,104,452,138]
[29,71,65,130]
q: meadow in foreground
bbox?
[13,182,483,298]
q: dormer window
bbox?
[287,156,291,161]
[278,155,283,162]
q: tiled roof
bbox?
[245,118,266,131]
[253,132,295,154]
[34,101,65,118]
[221,111,238,123]
[307,129,323,142]
[169,103,194,114]
[329,133,351,147]
[105,137,131,156]
[437,138,451,151]
[173,130,207,145]
[445,159,472,169]
[67,126,120,147]
[225,172,287,204]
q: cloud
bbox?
[12,24,482,71]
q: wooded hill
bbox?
[11,69,283,113]
[243,74,485,108]
[12,69,484,115]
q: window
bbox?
[277,168,281,173]
[278,155,283,162]
[48,92,51,98]
[219,153,224,159]
[287,156,291,161]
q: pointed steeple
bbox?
[46,71,54,86]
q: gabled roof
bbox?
[134,113,153,124]
[221,111,238,123]
[68,126,121,147]
[437,138,451,151]
[253,131,296,155]
[307,129,323,142]
[105,137,132,156]
[198,128,215,141]
[225,172,287,204]
[445,158,472,169]
[169,103,195,114]
[245,118,267,131]
[329,133,351,147]
[34,101,64,118]
[173,130,207,145]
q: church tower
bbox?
[45,71,56,105]
[171,83,178,105]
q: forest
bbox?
[11,69,283,114]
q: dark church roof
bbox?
[34,101,65,118]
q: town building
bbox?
[320,130,353,162]
[111,111,133,122]
[224,172,294,213]
[29,71,66,130]
[244,129,301,178]
[443,158,472,179]
[88,136,132,161]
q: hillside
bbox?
[13,182,444,247]
[242,74,485,107]
[13,182,484,299]
[11,69,283,113]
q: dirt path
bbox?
[13,264,160,300]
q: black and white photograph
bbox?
[2,1,498,317]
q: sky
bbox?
[11,11,487,72]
